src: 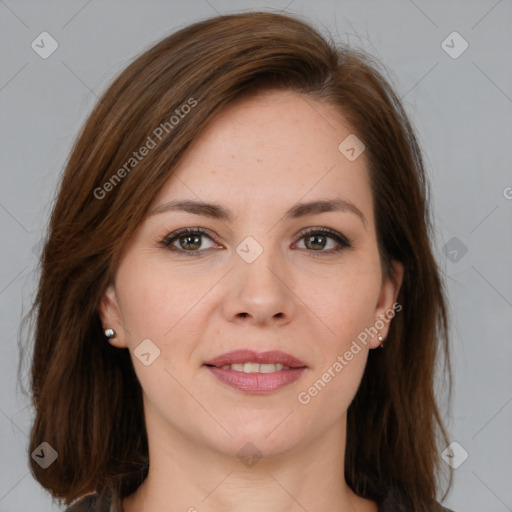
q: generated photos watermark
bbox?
[93,97,198,200]
[297,301,402,405]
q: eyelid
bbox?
[160,226,352,255]
[160,227,217,248]
[294,226,351,246]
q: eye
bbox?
[293,227,352,256]
[160,226,352,257]
[160,227,218,256]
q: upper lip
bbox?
[203,349,307,368]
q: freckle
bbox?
[257,158,262,163]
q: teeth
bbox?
[259,363,280,373]
[244,362,260,373]
[219,362,291,372]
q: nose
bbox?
[221,242,295,327]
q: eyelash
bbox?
[159,227,352,258]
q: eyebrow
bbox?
[150,198,367,229]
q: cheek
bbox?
[296,276,377,420]
[297,257,382,415]
[297,349,367,434]
[302,260,382,346]
[116,257,201,337]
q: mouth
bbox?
[203,349,308,394]
[203,349,307,371]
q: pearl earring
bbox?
[104,328,116,340]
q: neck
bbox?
[122,407,377,512]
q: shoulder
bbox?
[380,498,456,511]
[64,492,118,512]
[379,487,456,512]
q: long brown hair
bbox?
[20,10,453,510]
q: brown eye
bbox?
[294,228,351,256]
[161,228,217,256]
[304,233,329,251]
[176,233,202,251]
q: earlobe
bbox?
[98,284,127,348]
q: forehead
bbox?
[150,89,373,225]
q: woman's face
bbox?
[99,89,403,460]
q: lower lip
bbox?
[205,366,307,394]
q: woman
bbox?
[26,10,455,512]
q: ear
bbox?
[369,259,404,349]
[98,283,127,349]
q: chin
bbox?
[206,423,304,461]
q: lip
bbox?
[203,349,307,368]
[203,349,308,395]
[205,366,307,394]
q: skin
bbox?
[99,89,404,512]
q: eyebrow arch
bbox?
[150,198,367,229]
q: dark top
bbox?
[64,489,456,511]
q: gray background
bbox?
[1,0,511,511]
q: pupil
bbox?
[181,234,201,250]
[307,235,325,250]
